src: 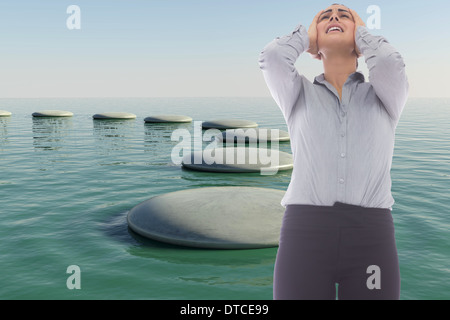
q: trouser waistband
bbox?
[284,201,393,228]
[286,201,391,214]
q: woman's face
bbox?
[316,4,356,56]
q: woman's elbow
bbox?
[258,40,281,70]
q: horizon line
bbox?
[0,96,448,99]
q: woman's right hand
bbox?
[307,10,324,60]
[349,9,366,58]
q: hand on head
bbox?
[348,8,365,57]
[306,10,324,60]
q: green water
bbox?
[0,97,448,300]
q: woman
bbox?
[258,4,409,300]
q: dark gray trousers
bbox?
[273,201,400,300]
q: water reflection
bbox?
[93,119,135,155]
[179,167,292,189]
[32,117,72,151]
[144,122,191,166]
[127,226,277,267]
[100,209,277,267]
[0,117,10,150]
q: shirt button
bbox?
[341,111,346,117]
[339,178,345,184]
[340,153,346,158]
[341,132,345,137]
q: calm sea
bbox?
[0,97,448,300]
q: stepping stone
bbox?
[0,110,12,117]
[181,146,293,174]
[127,186,285,249]
[202,119,258,129]
[215,128,290,143]
[32,110,73,117]
[93,112,136,120]
[144,114,192,123]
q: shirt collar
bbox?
[313,71,365,86]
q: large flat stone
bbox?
[144,114,192,123]
[181,147,293,173]
[202,119,258,129]
[127,186,285,249]
[93,112,136,120]
[32,110,73,117]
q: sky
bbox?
[0,0,448,98]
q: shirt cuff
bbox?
[276,23,310,54]
[355,25,384,54]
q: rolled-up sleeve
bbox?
[258,24,309,121]
[355,26,409,125]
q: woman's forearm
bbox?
[356,26,409,124]
[258,23,309,120]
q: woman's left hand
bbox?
[349,9,365,57]
[307,10,324,60]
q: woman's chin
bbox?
[318,40,355,54]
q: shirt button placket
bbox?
[337,102,347,202]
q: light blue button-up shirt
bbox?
[258,24,409,210]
